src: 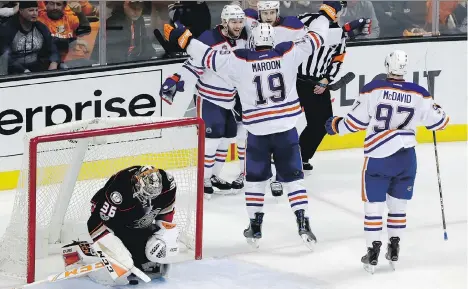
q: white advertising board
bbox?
[0,40,466,172]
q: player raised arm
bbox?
[271,1,345,67]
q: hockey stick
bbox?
[21,261,108,287]
[303,72,355,91]
[328,72,356,91]
[425,49,448,241]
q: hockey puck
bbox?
[129,279,139,285]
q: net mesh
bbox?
[0,117,200,281]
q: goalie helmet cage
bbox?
[0,117,205,284]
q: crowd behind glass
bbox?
[0,0,466,76]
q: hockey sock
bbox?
[270,155,277,180]
[204,138,221,180]
[212,138,230,177]
[236,123,247,175]
[364,201,385,248]
[386,195,407,239]
[284,180,309,214]
[244,181,267,219]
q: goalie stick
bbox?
[21,247,151,287]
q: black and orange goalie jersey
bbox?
[87,166,176,241]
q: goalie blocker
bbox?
[62,165,179,285]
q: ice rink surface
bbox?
[0,142,466,289]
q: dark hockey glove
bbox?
[343,18,372,38]
[325,116,343,135]
[159,74,185,105]
[320,1,344,22]
[163,21,193,50]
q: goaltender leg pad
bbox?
[245,132,272,182]
[112,226,154,268]
[271,128,304,183]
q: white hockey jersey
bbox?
[177,25,248,109]
[336,79,450,158]
[186,16,329,135]
[244,9,307,48]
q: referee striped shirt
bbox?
[297,13,347,82]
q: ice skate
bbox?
[243,212,264,248]
[204,178,213,200]
[302,162,313,175]
[294,209,317,250]
[211,175,232,194]
[231,173,244,191]
[361,241,382,274]
[270,180,283,197]
[385,237,400,271]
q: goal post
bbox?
[0,117,205,284]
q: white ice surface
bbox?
[0,142,466,289]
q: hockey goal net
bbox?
[0,117,205,284]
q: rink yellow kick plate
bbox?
[0,124,465,191]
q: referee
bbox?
[297,6,371,172]
[297,9,347,172]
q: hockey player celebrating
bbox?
[62,165,179,285]
[163,1,345,250]
[159,5,248,198]
[233,1,310,197]
[324,50,450,273]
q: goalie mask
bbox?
[133,166,163,202]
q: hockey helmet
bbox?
[133,166,163,201]
[385,50,408,76]
[257,1,280,15]
[221,5,245,39]
[252,23,275,48]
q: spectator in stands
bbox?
[373,1,426,37]
[0,1,59,74]
[339,0,380,39]
[168,1,211,38]
[0,1,18,22]
[426,0,467,34]
[105,1,154,64]
[37,1,91,64]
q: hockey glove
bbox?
[325,116,343,135]
[320,1,344,22]
[343,18,372,38]
[159,74,185,105]
[163,21,193,50]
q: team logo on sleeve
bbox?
[110,191,122,205]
